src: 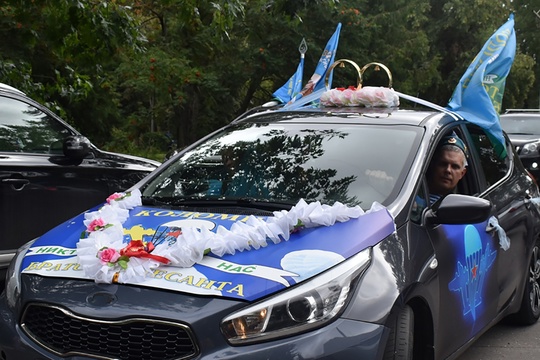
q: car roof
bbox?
[504,109,540,114]
[0,82,26,95]
[237,99,456,130]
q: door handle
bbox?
[1,178,30,190]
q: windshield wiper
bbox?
[141,196,173,206]
[141,195,206,206]
[141,195,294,211]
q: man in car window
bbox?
[411,135,468,222]
[426,135,468,204]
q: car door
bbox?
[0,95,108,255]
[416,125,502,359]
[465,124,535,312]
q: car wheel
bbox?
[384,304,414,360]
[512,239,540,325]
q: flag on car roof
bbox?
[285,23,342,107]
[447,14,516,159]
[273,39,308,104]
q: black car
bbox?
[0,83,160,281]
[500,110,540,179]
[1,67,540,360]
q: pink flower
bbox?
[106,193,123,204]
[357,87,399,107]
[328,89,345,105]
[320,91,332,106]
[87,218,106,232]
[341,88,357,106]
[98,248,121,264]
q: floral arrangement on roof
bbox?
[76,189,386,284]
[320,85,399,108]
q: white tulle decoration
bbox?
[320,86,399,107]
[77,189,386,284]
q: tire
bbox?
[511,239,540,325]
[384,305,414,360]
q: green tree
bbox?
[426,0,535,109]
[2,0,539,159]
[510,0,540,108]
[112,0,250,153]
[0,0,143,145]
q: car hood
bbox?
[20,204,395,302]
[506,134,540,147]
[94,149,161,169]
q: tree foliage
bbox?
[1,0,539,160]
[0,0,142,142]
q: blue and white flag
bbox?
[273,39,307,103]
[447,14,516,158]
[286,23,342,106]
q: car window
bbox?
[467,124,510,188]
[411,126,472,223]
[500,115,540,134]
[142,121,423,209]
[0,96,72,153]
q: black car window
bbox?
[466,124,510,188]
[0,96,72,153]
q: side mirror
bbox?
[63,136,91,159]
[426,194,492,225]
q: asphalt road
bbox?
[458,319,540,359]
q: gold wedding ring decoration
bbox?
[324,59,393,90]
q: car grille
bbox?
[21,303,199,360]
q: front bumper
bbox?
[0,282,388,360]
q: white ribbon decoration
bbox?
[77,189,385,284]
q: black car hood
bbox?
[506,134,540,147]
[95,149,161,169]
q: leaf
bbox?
[118,260,128,270]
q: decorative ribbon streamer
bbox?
[120,240,170,264]
[487,216,510,251]
[76,188,392,284]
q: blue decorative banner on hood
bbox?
[21,201,395,301]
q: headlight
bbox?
[6,240,35,310]
[522,142,540,155]
[221,248,371,345]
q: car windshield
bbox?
[141,118,422,209]
[500,115,540,135]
